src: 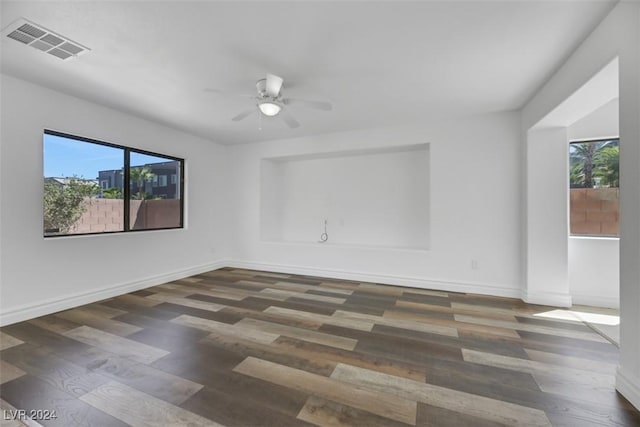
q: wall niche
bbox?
[260,143,430,250]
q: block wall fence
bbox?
[71,198,179,234]
[570,188,619,236]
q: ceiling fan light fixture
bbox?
[258,101,282,117]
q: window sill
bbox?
[569,235,619,241]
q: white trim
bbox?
[226,259,521,299]
[569,235,620,242]
[569,135,619,143]
[616,367,640,411]
[0,259,228,326]
[571,293,619,309]
[2,259,564,327]
[522,290,572,307]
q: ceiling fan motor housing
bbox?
[256,79,269,98]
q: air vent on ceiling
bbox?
[2,18,90,60]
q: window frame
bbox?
[44,129,185,238]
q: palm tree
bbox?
[570,142,597,187]
[570,140,618,188]
[594,145,619,187]
[129,166,154,200]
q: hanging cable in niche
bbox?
[319,219,328,243]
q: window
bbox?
[170,174,177,184]
[43,130,184,237]
[569,138,619,237]
[129,152,182,231]
[159,175,167,187]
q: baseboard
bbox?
[0,258,555,326]
[616,367,640,411]
[226,259,521,299]
[521,290,572,308]
[0,259,228,326]
[571,293,619,309]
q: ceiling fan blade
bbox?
[279,109,300,128]
[282,98,332,111]
[265,73,284,97]
[232,108,256,121]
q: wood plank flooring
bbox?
[1,268,638,426]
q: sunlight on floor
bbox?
[534,309,620,326]
[534,306,620,346]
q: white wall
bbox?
[569,237,619,307]
[568,98,620,308]
[621,2,640,409]
[0,74,228,325]
[568,98,619,141]
[524,127,571,307]
[261,145,430,249]
[228,112,523,297]
[522,2,640,410]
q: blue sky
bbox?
[44,134,167,179]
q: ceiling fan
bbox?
[205,73,332,129]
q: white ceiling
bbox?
[0,1,616,145]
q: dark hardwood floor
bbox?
[1,268,638,426]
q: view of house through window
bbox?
[44,131,183,237]
[129,152,182,231]
[569,138,619,237]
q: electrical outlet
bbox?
[471,259,478,269]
